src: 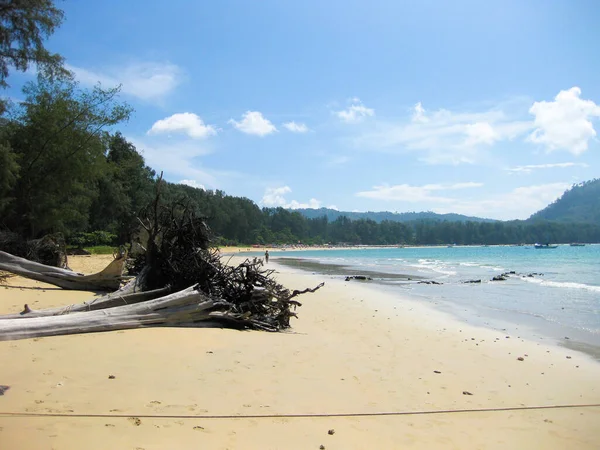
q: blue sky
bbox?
[6,0,600,219]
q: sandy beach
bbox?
[1,254,599,449]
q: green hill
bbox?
[295,208,496,224]
[529,179,600,223]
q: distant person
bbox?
[265,250,269,264]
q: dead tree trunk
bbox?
[0,286,171,319]
[0,284,305,341]
[0,286,212,340]
[0,250,128,291]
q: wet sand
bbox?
[0,255,599,449]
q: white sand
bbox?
[0,255,599,449]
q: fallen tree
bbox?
[0,177,323,340]
[0,249,129,291]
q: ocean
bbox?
[268,245,600,357]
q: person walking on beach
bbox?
[265,250,269,264]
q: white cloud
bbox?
[432,183,571,220]
[229,111,277,136]
[261,186,321,209]
[148,113,217,139]
[464,122,498,146]
[287,199,322,209]
[412,102,428,123]
[335,98,375,123]
[283,121,309,133]
[356,182,483,202]
[355,102,533,165]
[506,162,589,174]
[130,136,218,188]
[67,62,183,102]
[528,87,600,155]
[179,179,205,190]
[262,186,292,206]
[356,181,569,220]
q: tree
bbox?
[89,133,156,243]
[0,119,19,215]
[3,74,132,237]
[0,0,65,88]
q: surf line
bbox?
[1,403,600,420]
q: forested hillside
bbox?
[529,179,600,223]
[295,208,496,223]
[1,74,599,247]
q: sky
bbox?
[5,0,600,220]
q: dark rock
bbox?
[108,375,116,379]
[517,357,524,361]
[491,275,507,281]
[462,391,473,395]
[0,385,10,395]
[463,279,481,284]
[418,280,443,285]
[320,446,326,450]
[328,429,335,435]
[433,370,441,374]
[345,276,372,281]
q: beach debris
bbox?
[344,275,372,281]
[328,429,335,435]
[517,357,525,361]
[433,370,442,374]
[462,391,473,395]
[566,356,572,359]
[108,375,116,379]
[0,178,323,340]
[128,417,142,426]
[0,385,10,395]
[0,248,128,291]
[193,426,204,430]
[320,446,326,449]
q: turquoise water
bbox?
[271,245,600,349]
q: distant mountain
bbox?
[294,208,497,223]
[529,179,600,223]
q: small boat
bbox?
[534,243,558,249]
[570,243,585,247]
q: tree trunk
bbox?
[0,250,128,291]
[0,286,237,341]
[0,285,171,319]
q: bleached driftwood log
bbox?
[0,250,128,291]
[0,286,226,341]
[0,285,171,319]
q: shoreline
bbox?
[1,255,599,448]
[271,252,600,361]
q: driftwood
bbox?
[0,250,128,291]
[0,286,172,319]
[0,280,324,340]
[0,175,324,341]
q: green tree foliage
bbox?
[88,132,155,242]
[529,179,600,224]
[0,119,19,213]
[0,0,65,89]
[2,75,132,237]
